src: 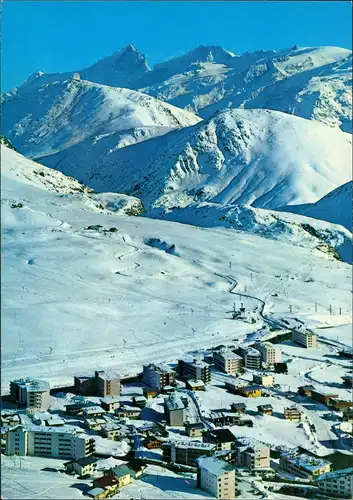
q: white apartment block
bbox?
[10,378,51,411]
[197,456,237,499]
[316,468,353,498]
[292,330,318,348]
[213,349,243,374]
[244,349,261,370]
[254,342,281,365]
[5,425,95,460]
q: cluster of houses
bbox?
[2,340,353,499]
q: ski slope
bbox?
[2,145,352,392]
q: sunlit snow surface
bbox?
[2,145,351,393]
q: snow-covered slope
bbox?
[2,145,144,215]
[1,77,201,157]
[2,145,352,392]
[39,108,352,210]
[279,181,353,231]
[151,202,352,263]
[140,45,352,132]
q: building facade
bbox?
[164,394,185,426]
[213,349,243,374]
[74,371,120,397]
[284,406,302,421]
[10,378,51,411]
[5,425,95,459]
[244,349,261,370]
[162,441,216,466]
[197,456,237,499]
[292,331,318,348]
[316,468,353,498]
[234,443,270,471]
[142,363,176,389]
[254,342,282,365]
[178,359,211,384]
[252,374,275,387]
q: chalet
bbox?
[185,422,205,437]
[84,417,107,431]
[298,385,315,397]
[100,397,120,412]
[101,423,121,440]
[237,385,262,398]
[284,406,301,421]
[127,459,147,479]
[82,406,106,418]
[230,402,246,414]
[185,379,206,391]
[109,464,132,487]
[257,404,273,416]
[204,429,236,451]
[43,417,65,427]
[93,473,119,495]
[311,390,338,406]
[209,410,241,427]
[329,399,353,411]
[64,457,97,477]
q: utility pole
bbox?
[250,273,253,282]
[329,304,332,315]
[315,303,317,313]
[339,307,342,315]
[229,261,232,271]
[289,305,292,313]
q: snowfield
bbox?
[2,145,352,393]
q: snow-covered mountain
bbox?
[2,144,352,391]
[279,181,353,231]
[1,77,201,158]
[139,45,352,132]
[39,108,352,211]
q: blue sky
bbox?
[2,1,352,92]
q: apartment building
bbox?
[213,349,243,374]
[5,425,95,459]
[279,451,332,479]
[95,370,120,397]
[74,370,120,397]
[178,359,211,384]
[284,406,301,421]
[292,330,318,348]
[253,373,275,387]
[254,342,282,365]
[142,363,176,389]
[234,443,270,471]
[10,378,51,411]
[316,467,353,498]
[197,456,237,499]
[164,394,185,426]
[204,429,236,451]
[244,349,261,370]
[162,440,216,467]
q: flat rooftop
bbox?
[12,378,50,392]
[197,456,237,475]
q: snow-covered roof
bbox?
[165,395,185,411]
[281,452,332,472]
[11,378,50,392]
[197,456,237,476]
[83,406,105,414]
[215,348,242,360]
[317,467,353,481]
[100,397,120,404]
